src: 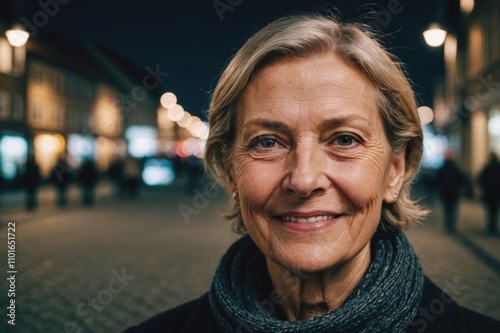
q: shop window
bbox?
[489,109,500,157]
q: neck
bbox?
[266,244,371,321]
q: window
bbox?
[53,73,64,93]
[32,67,44,83]
[80,80,93,99]
[0,92,10,119]
[50,106,64,127]
[68,76,79,96]
[32,103,43,123]
[11,94,24,121]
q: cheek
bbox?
[233,159,283,210]
[335,159,387,205]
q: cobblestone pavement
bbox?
[0,180,499,332]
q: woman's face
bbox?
[227,54,405,273]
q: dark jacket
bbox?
[435,160,465,201]
[123,277,500,333]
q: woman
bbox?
[125,13,500,332]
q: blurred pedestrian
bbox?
[78,159,99,206]
[435,150,466,233]
[123,155,142,198]
[185,155,202,193]
[23,154,40,211]
[50,156,72,207]
[478,152,500,234]
[108,157,125,199]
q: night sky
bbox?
[20,0,445,119]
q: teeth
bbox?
[282,215,336,223]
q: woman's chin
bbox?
[271,250,343,274]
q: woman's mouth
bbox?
[279,215,339,223]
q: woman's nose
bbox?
[282,144,329,198]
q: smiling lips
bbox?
[279,214,340,223]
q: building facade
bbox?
[439,0,500,177]
[0,23,28,187]
[0,24,159,187]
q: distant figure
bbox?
[478,152,500,234]
[23,154,40,211]
[123,156,142,198]
[50,157,72,207]
[435,150,466,233]
[108,158,125,199]
[78,159,99,206]
[185,155,202,192]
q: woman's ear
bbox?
[383,148,406,204]
[224,162,236,193]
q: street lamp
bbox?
[423,23,447,47]
[5,23,29,47]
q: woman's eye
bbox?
[335,135,355,146]
[249,137,279,149]
[252,137,277,149]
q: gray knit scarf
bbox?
[209,231,424,333]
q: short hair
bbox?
[204,13,427,234]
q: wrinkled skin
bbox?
[225,54,405,320]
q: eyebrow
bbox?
[242,114,372,137]
[320,115,372,129]
[241,119,288,141]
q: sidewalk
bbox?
[0,174,204,224]
[418,193,500,270]
[406,193,500,320]
[0,181,114,223]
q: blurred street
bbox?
[0,179,499,333]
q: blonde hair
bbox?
[205,13,427,234]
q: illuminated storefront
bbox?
[67,134,95,169]
[125,125,158,158]
[488,109,500,157]
[33,133,65,178]
[0,134,28,183]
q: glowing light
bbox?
[0,135,28,180]
[125,126,158,157]
[423,24,447,47]
[142,158,175,186]
[488,114,500,136]
[35,134,65,154]
[167,104,184,121]
[460,0,474,14]
[417,106,434,125]
[160,92,177,109]
[177,112,193,128]
[5,25,29,47]
[0,136,27,156]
